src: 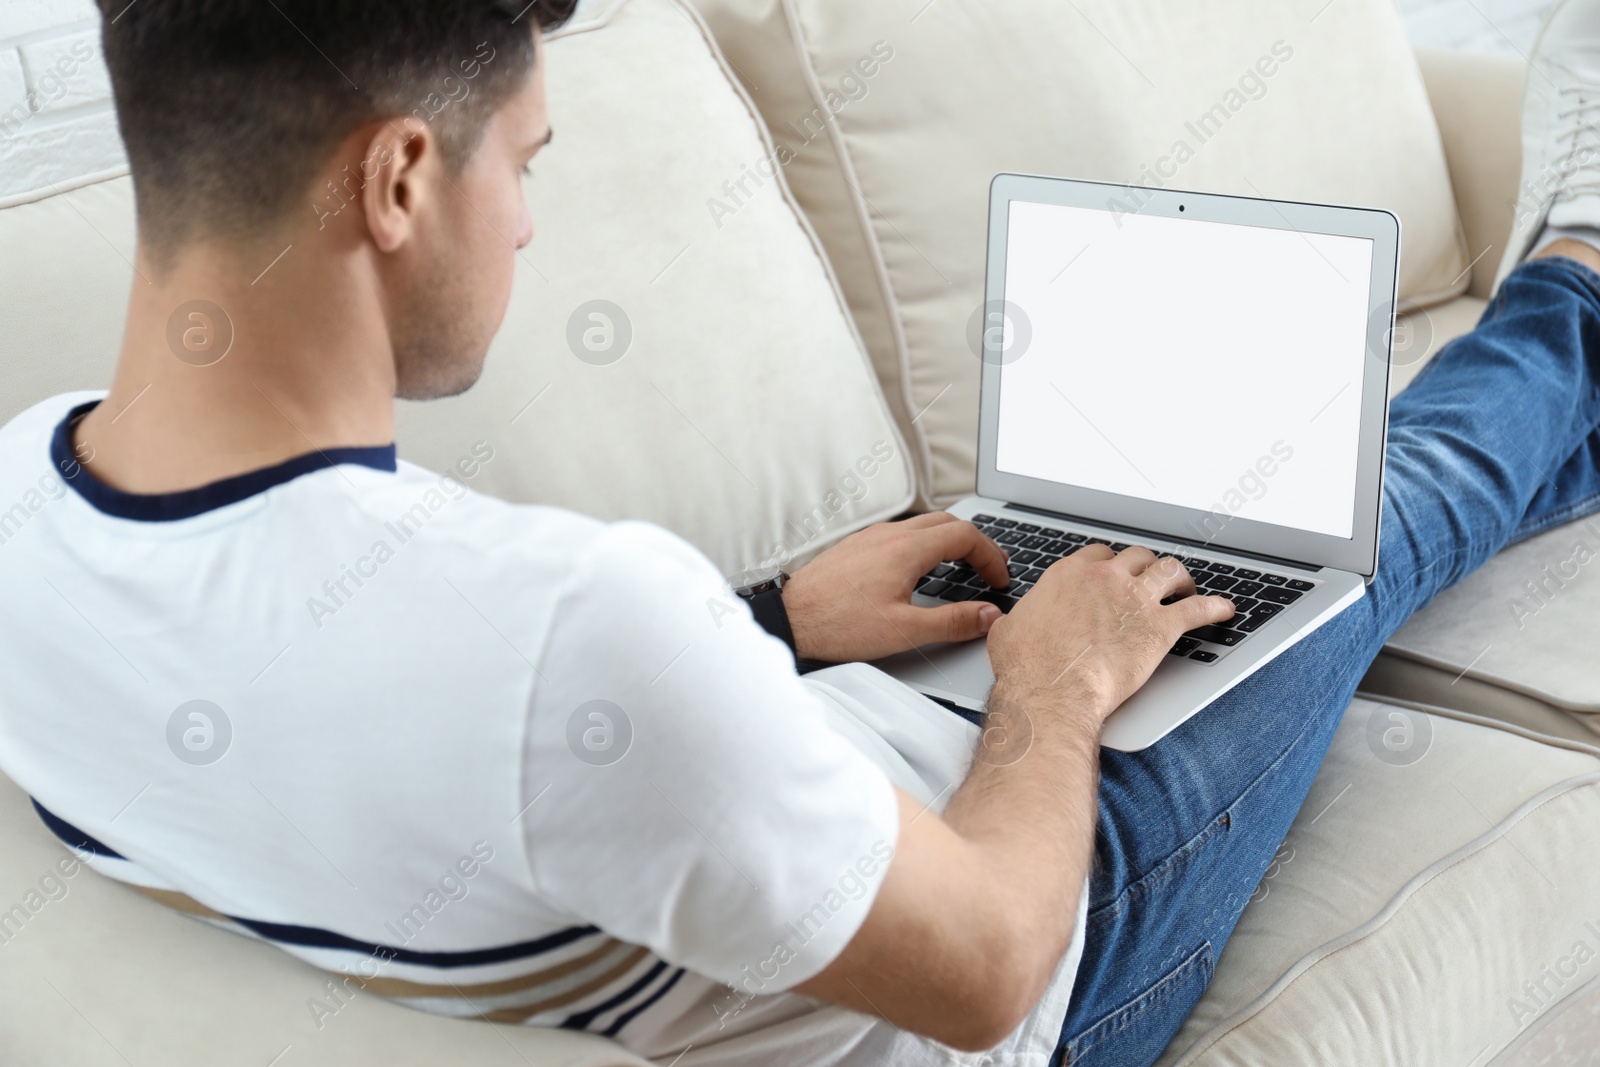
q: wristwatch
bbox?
[728,565,797,658]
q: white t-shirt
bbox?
[0,393,1086,1066]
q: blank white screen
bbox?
[995,199,1373,540]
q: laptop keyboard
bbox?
[913,514,1317,664]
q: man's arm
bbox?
[789,533,1234,1050]
[795,689,1101,1051]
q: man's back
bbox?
[0,392,940,1062]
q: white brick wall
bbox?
[0,0,126,207]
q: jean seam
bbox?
[1087,813,1228,932]
[1063,939,1214,1064]
[1381,523,1504,622]
[1381,471,1503,605]
[1509,490,1600,545]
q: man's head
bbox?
[97,0,577,398]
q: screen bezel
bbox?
[976,173,1399,578]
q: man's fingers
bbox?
[1169,594,1236,634]
[1110,546,1159,574]
[899,512,960,530]
[1138,557,1196,601]
[1055,542,1113,568]
[905,599,1003,646]
[920,521,1010,588]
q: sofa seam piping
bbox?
[777,0,939,507]
[673,0,917,532]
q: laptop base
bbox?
[872,496,1365,751]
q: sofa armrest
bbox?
[1414,48,1526,300]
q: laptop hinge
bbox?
[1003,502,1325,573]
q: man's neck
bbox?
[74,238,398,495]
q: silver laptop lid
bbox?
[974,174,1399,578]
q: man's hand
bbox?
[988,544,1236,713]
[782,513,1010,663]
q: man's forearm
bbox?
[791,542,1225,1048]
[939,679,1106,1011]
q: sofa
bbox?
[2,0,1598,1063]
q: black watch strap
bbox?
[743,585,797,659]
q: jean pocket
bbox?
[1063,940,1214,1067]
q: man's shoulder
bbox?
[336,459,720,589]
[342,458,596,557]
[0,391,99,454]
[0,391,99,499]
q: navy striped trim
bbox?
[32,799,125,859]
[31,799,599,969]
[52,400,396,522]
[562,960,669,1031]
[230,917,602,968]
[603,967,687,1038]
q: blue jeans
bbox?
[1053,257,1600,1066]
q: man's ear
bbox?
[361,119,436,254]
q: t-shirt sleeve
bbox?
[519,521,899,992]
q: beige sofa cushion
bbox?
[1366,517,1600,742]
[1159,699,1600,1066]
[1414,48,1526,302]
[0,0,914,576]
[691,0,1470,505]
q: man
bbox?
[0,2,1597,1065]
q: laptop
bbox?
[874,174,1400,751]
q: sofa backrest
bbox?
[1413,47,1526,303]
[691,0,1472,507]
[0,0,915,574]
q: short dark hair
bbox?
[96,0,577,257]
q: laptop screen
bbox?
[994,198,1375,541]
